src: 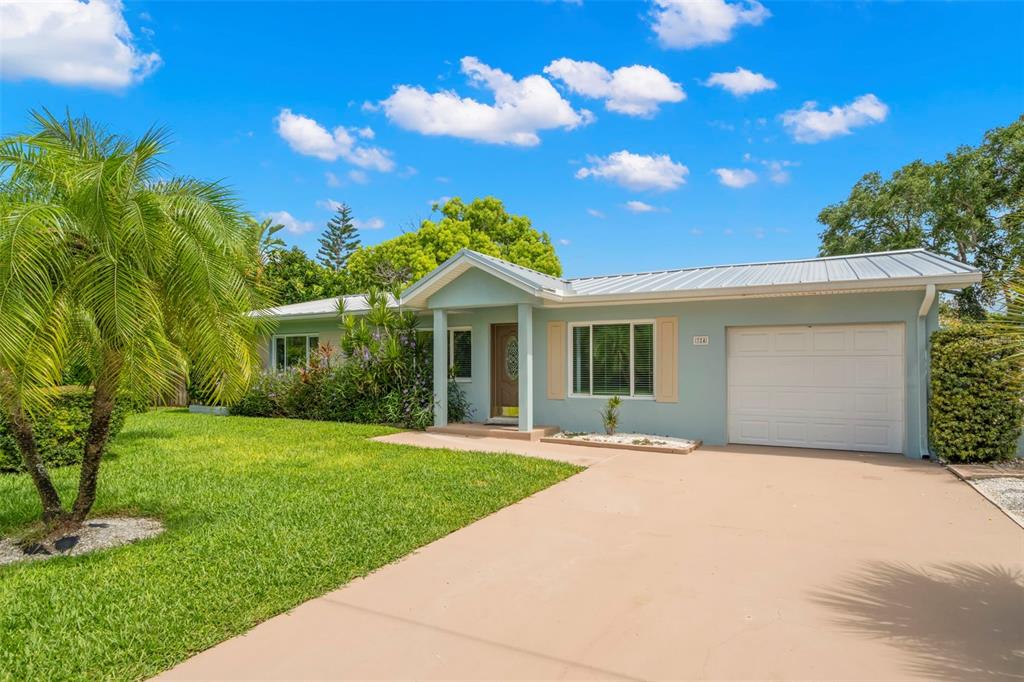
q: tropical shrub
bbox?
[930,326,1023,462]
[232,291,471,428]
[0,387,134,473]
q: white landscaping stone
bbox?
[0,517,164,566]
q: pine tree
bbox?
[317,203,361,270]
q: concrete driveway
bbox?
[162,436,1023,681]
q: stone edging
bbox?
[539,437,701,455]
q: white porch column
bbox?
[517,303,534,432]
[433,309,448,427]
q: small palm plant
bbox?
[600,396,622,435]
[0,110,269,527]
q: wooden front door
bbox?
[491,323,519,418]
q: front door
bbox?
[491,323,519,418]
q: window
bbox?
[448,328,472,381]
[569,322,654,398]
[272,334,319,371]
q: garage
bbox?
[727,323,905,453]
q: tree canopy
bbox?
[263,246,351,305]
[818,116,1022,318]
[345,197,562,292]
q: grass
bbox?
[0,410,579,681]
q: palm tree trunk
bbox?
[70,352,122,522]
[0,370,65,523]
[7,404,66,523]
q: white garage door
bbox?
[727,324,905,453]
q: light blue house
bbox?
[259,248,981,459]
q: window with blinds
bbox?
[570,322,654,397]
[449,329,472,380]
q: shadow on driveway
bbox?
[812,561,1024,681]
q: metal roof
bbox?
[565,249,978,297]
[254,293,395,319]
[256,249,980,318]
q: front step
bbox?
[426,423,560,442]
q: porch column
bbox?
[433,309,448,427]
[517,303,534,432]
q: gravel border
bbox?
[0,517,164,566]
[970,478,1024,529]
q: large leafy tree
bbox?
[818,116,1023,318]
[317,202,361,270]
[345,196,562,292]
[0,111,268,526]
[263,246,350,305]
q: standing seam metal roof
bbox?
[257,249,979,318]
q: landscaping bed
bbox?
[0,409,579,681]
[945,460,1024,529]
[542,431,700,455]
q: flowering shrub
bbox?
[231,289,471,428]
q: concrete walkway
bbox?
[162,436,1023,681]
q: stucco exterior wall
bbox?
[263,284,949,459]
[537,291,938,458]
[433,289,937,458]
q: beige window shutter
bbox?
[655,317,678,403]
[546,321,566,400]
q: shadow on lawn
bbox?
[812,561,1024,681]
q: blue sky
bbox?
[2,0,1021,278]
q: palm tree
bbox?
[0,110,269,526]
[246,215,286,265]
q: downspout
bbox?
[917,284,936,458]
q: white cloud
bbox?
[558,238,572,246]
[724,228,735,236]
[354,217,385,230]
[0,0,161,89]
[576,150,688,191]
[317,199,341,211]
[435,176,451,183]
[624,200,657,213]
[713,167,758,188]
[325,171,341,187]
[428,196,452,208]
[650,0,770,49]
[264,210,313,235]
[275,108,395,171]
[703,67,776,96]
[587,208,606,219]
[348,169,369,184]
[781,94,889,143]
[690,228,704,236]
[379,56,591,146]
[543,58,684,116]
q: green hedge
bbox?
[0,387,133,473]
[930,326,1023,462]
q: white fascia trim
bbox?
[401,251,565,309]
[538,273,982,308]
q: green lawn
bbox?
[0,410,579,682]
